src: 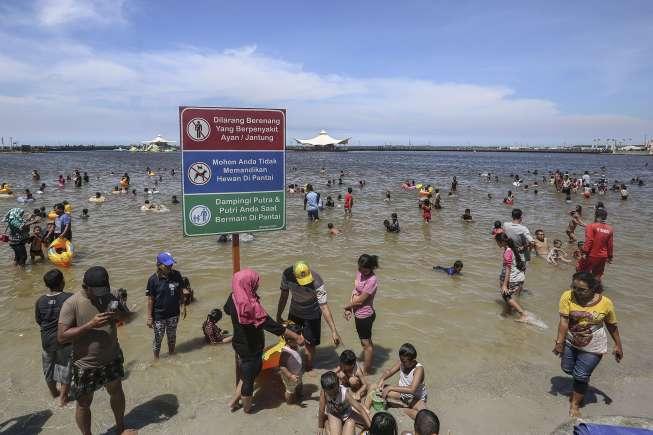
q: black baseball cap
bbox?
[83,266,110,296]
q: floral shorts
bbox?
[69,351,124,400]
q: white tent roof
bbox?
[295,130,350,146]
[142,134,177,145]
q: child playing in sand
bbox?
[335,349,369,401]
[279,324,304,404]
[533,229,550,257]
[421,199,432,223]
[29,225,45,263]
[547,240,572,265]
[201,309,232,344]
[369,343,427,420]
[461,209,473,221]
[318,371,371,435]
[433,260,463,276]
[328,223,341,236]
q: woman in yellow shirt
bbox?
[553,271,623,417]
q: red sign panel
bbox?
[179,107,285,151]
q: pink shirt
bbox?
[352,272,377,319]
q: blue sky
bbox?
[0,0,652,145]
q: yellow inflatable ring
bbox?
[261,336,286,370]
[48,238,74,267]
[47,211,57,220]
[64,204,73,213]
[415,183,423,189]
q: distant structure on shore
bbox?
[129,134,178,152]
[294,130,350,151]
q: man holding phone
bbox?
[58,266,130,435]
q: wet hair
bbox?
[572,271,600,292]
[327,223,334,229]
[348,187,353,193]
[511,208,523,220]
[320,371,339,390]
[370,412,398,435]
[493,220,502,229]
[453,260,463,269]
[464,208,471,214]
[414,409,440,435]
[144,200,150,204]
[391,213,398,219]
[398,342,417,359]
[43,269,64,290]
[595,208,607,220]
[494,232,526,271]
[358,254,379,270]
[54,202,64,211]
[383,219,390,227]
[339,349,357,366]
[208,309,222,322]
[95,192,101,197]
[306,183,313,192]
[82,208,88,214]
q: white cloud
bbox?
[0,34,651,145]
[35,0,126,26]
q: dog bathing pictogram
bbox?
[188,162,211,185]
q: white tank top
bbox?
[326,385,351,418]
[282,345,302,375]
[399,362,426,400]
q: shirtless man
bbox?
[533,229,550,257]
[566,206,586,243]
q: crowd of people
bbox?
[1,163,641,435]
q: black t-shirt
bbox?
[145,270,184,321]
[35,292,73,352]
[223,294,285,358]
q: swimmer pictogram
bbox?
[187,118,211,142]
[188,162,211,185]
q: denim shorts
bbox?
[561,344,602,384]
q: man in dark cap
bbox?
[58,266,130,435]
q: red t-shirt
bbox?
[583,222,613,258]
[344,193,353,209]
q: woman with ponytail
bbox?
[494,233,528,322]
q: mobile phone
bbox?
[108,300,119,313]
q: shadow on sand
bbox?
[174,336,207,354]
[548,376,613,406]
[101,394,179,434]
[0,410,53,435]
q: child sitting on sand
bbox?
[279,324,304,404]
[368,343,427,420]
[433,260,463,276]
[547,240,572,265]
[202,309,232,344]
[461,208,473,221]
[335,349,369,401]
[328,223,341,236]
[533,229,550,257]
[318,371,371,435]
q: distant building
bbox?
[294,130,350,151]
[131,135,178,152]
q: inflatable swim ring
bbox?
[48,238,74,267]
[262,337,286,370]
[89,196,106,203]
[148,171,156,176]
[64,204,73,214]
[47,211,57,220]
[415,183,423,190]
[0,192,15,199]
[16,196,35,203]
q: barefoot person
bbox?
[35,269,73,406]
[578,208,613,280]
[224,269,304,413]
[553,271,623,417]
[494,233,528,322]
[58,266,131,435]
[276,261,341,371]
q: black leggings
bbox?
[238,353,263,397]
[11,243,27,266]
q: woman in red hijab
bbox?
[224,268,304,412]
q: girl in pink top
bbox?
[344,254,379,374]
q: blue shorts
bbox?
[561,344,602,386]
[307,209,319,220]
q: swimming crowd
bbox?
[0,164,642,435]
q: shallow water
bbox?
[0,151,652,434]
